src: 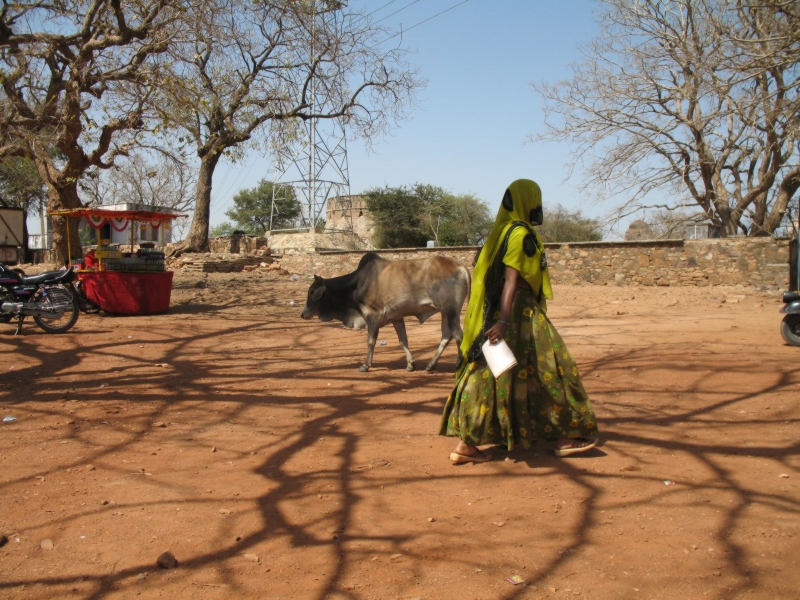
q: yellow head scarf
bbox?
[457,179,553,376]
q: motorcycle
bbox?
[0,264,80,334]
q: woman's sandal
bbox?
[449,449,492,464]
[554,437,599,458]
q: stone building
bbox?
[625,219,654,241]
[324,195,375,248]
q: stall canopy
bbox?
[49,207,187,230]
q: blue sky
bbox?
[31,1,618,238]
[206,0,608,233]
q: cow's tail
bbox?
[460,263,472,306]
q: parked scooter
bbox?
[781,238,800,347]
[0,264,80,334]
[781,292,800,346]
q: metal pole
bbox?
[66,217,72,266]
[309,1,316,232]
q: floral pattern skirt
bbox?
[439,288,598,450]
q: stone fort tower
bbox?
[325,196,375,249]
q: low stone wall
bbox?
[277,237,792,288]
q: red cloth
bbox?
[83,250,97,269]
[79,271,173,315]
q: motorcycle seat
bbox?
[18,267,75,286]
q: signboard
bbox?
[0,208,24,265]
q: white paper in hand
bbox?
[482,338,518,378]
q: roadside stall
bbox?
[49,207,186,315]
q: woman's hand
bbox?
[485,321,509,345]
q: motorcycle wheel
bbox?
[32,285,79,334]
[781,314,800,347]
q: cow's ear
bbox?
[314,274,323,283]
[311,285,326,302]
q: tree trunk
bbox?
[170,150,221,256]
[47,181,84,266]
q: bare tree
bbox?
[533,0,800,237]
[159,0,421,256]
[0,0,183,263]
[80,151,196,239]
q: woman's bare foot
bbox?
[450,440,492,463]
[554,437,599,457]
[454,440,479,456]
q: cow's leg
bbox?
[360,317,379,372]
[392,319,416,371]
[426,312,457,371]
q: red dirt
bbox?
[1,272,798,600]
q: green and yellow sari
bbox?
[439,180,598,449]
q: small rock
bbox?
[101,500,109,505]
[390,553,403,561]
[494,521,506,527]
[427,517,435,522]
[242,553,259,563]
[779,474,790,478]
[690,544,698,549]
[153,422,166,428]
[137,573,146,580]
[156,550,178,569]
[326,526,339,534]
[86,464,95,472]
[211,446,217,453]
[40,539,54,550]
[219,509,232,515]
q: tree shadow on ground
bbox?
[0,290,798,599]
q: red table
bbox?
[79,271,174,315]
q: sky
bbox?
[207,0,608,233]
[30,0,619,238]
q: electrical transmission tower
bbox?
[269,1,353,234]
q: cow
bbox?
[300,252,471,372]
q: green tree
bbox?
[226,180,302,234]
[210,222,236,238]
[425,193,493,247]
[536,204,603,243]
[365,184,493,248]
[0,157,48,256]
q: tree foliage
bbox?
[533,0,800,237]
[536,204,603,243]
[364,184,493,248]
[0,157,47,215]
[225,180,302,234]
[0,0,183,262]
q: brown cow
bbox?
[300,252,470,372]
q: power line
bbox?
[365,0,400,19]
[374,0,422,25]
[381,0,470,42]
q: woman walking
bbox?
[440,179,599,463]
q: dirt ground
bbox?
[1,270,798,600]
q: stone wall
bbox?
[276,237,792,289]
[265,231,370,255]
[208,235,269,254]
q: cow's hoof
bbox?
[359,365,370,372]
[425,363,437,372]
[406,362,416,372]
